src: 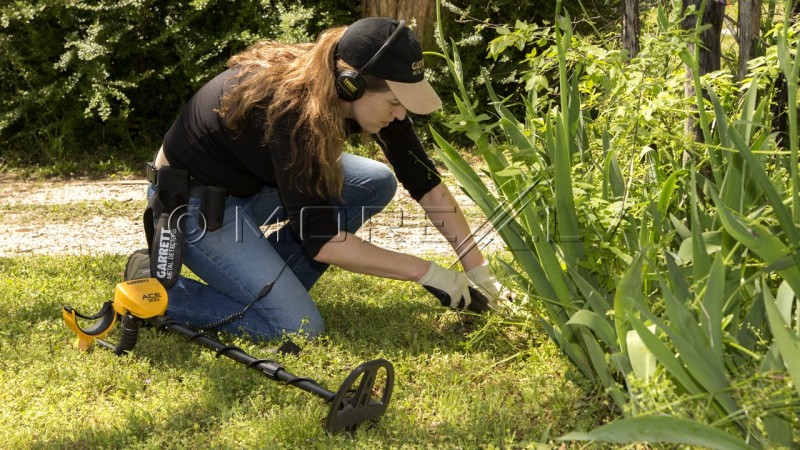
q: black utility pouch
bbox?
[143,164,190,288]
[200,186,227,232]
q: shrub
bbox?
[0,0,358,173]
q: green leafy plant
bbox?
[432,0,800,447]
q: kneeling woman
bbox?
[130,17,506,341]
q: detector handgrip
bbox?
[114,313,141,355]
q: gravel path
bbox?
[0,176,502,259]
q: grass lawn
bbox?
[0,254,608,449]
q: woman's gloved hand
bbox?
[416,262,472,310]
[466,262,513,310]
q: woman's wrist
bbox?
[459,251,486,272]
[411,259,433,282]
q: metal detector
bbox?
[62,278,394,433]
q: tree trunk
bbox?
[681,0,726,142]
[622,0,641,58]
[771,1,800,150]
[361,0,436,51]
[738,0,761,81]
[682,0,725,75]
[772,73,789,149]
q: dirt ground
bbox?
[0,175,502,259]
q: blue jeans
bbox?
[149,153,397,342]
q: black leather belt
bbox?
[147,162,205,196]
[146,162,159,185]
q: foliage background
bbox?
[0,0,617,176]
[0,0,359,174]
[432,0,800,447]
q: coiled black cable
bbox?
[186,253,295,332]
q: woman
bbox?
[127,17,507,341]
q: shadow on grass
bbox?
[319,297,514,358]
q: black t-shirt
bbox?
[162,68,441,258]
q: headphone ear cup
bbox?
[336,71,365,101]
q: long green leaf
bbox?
[629,313,703,395]
[762,412,794,448]
[720,150,747,220]
[776,281,795,325]
[498,117,543,167]
[430,129,488,198]
[626,326,656,382]
[679,48,714,155]
[737,288,766,353]
[737,77,760,145]
[763,279,800,397]
[552,12,583,269]
[576,327,627,409]
[566,310,617,350]
[690,167,711,283]
[568,268,612,316]
[433,1,469,106]
[776,20,800,224]
[701,253,726,365]
[560,416,750,450]
[540,318,594,380]
[706,82,731,148]
[677,230,721,262]
[727,126,799,243]
[710,188,800,296]
[657,169,688,220]
[483,70,522,129]
[658,285,737,417]
[613,252,645,354]
[665,252,692,303]
[603,148,625,200]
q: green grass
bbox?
[0,145,153,181]
[0,255,606,449]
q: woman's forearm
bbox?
[418,183,485,271]
[314,231,430,281]
[314,183,485,279]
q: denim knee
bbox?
[217,305,326,343]
[370,164,397,210]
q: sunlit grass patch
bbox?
[0,254,603,448]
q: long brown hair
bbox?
[218,27,352,198]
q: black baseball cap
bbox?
[338,17,442,115]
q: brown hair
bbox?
[218,27,369,198]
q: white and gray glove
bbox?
[466,262,514,311]
[417,262,492,313]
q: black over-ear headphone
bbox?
[336,20,406,102]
